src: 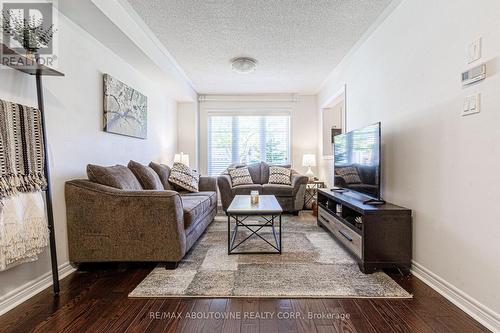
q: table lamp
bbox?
[174,152,190,166]
[302,154,316,180]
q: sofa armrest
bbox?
[291,172,309,195]
[289,171,308,211]
[198,176,217,192]
[217,175,234,212]
[65,179,186,262]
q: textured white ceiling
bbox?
[127,0,392,94]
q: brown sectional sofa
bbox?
[65,162,217,268]
[218,162,308,214]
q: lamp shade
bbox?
[302,154,316,167]
[174,152,190,166]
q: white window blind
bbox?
[208,114,290,176]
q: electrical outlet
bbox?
[467,38,482,64]
[462,93,481,116]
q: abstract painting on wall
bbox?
[103,74,147,139]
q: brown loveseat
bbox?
[218,162,308,214]
[65,162,217,268]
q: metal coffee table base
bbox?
[227,214,282,254]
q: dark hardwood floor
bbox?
[0,263,490,333]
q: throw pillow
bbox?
[149,162,173,190]
[221,163,246,175]
[261,162,291,183]
[229,167,254,186]
[168,162,200,192]
[87,164,142,190]
[268,166,292,185]
[127,160,163,190]
[335,166,362,184]
[222,167,235,176]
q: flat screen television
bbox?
[333,122,382,202]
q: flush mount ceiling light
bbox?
[231,57,257,74]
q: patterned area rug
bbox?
[129,212,411,298]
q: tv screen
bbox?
[334,122,381,199]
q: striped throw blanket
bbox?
[0,99,48,271]
[0,99,47,198]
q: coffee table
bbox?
[227,195,283,255]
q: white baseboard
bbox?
[0,262,76,316]
[411,261,500,332]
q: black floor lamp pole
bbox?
[35,69,60,295]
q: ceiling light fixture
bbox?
[231,57,257,74]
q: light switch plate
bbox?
[463,96,470,112]
[468,38,481,64]
[462,93,481,116]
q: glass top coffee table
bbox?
[227,195,283,255]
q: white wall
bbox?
[0,14,178,303]
[291,95,319,174]
[177,102,199,170]
[319,0,500,327]
[194,94,318,175]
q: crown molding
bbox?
[316,0,403,95]
[111,0,195,89]
[198,94,299,103]
[58,0,197,102]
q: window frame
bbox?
[206,109,292,176]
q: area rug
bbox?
[129,212,412,298]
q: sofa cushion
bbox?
[87,164,142,190]
[128,160,163,190]
[181,195,212,229]
[232,184,262,195]
[229,167,253,186]
[247,163,262,184]
[261,162,291,184]
[149,162,173,190]
[169,162,200,192]
[268,166,292,185]
[180,191,217,207]
[262,184,294,196]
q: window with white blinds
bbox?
[207,114,291,176]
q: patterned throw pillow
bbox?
[268,166,292,185]
[222,167,236,176]
[221,163,246,175]
[335,166,362,184]
[168,162,200,192]
[229,167,253,186]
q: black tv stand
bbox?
[362,198,386,205]
[317,189,412,274]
